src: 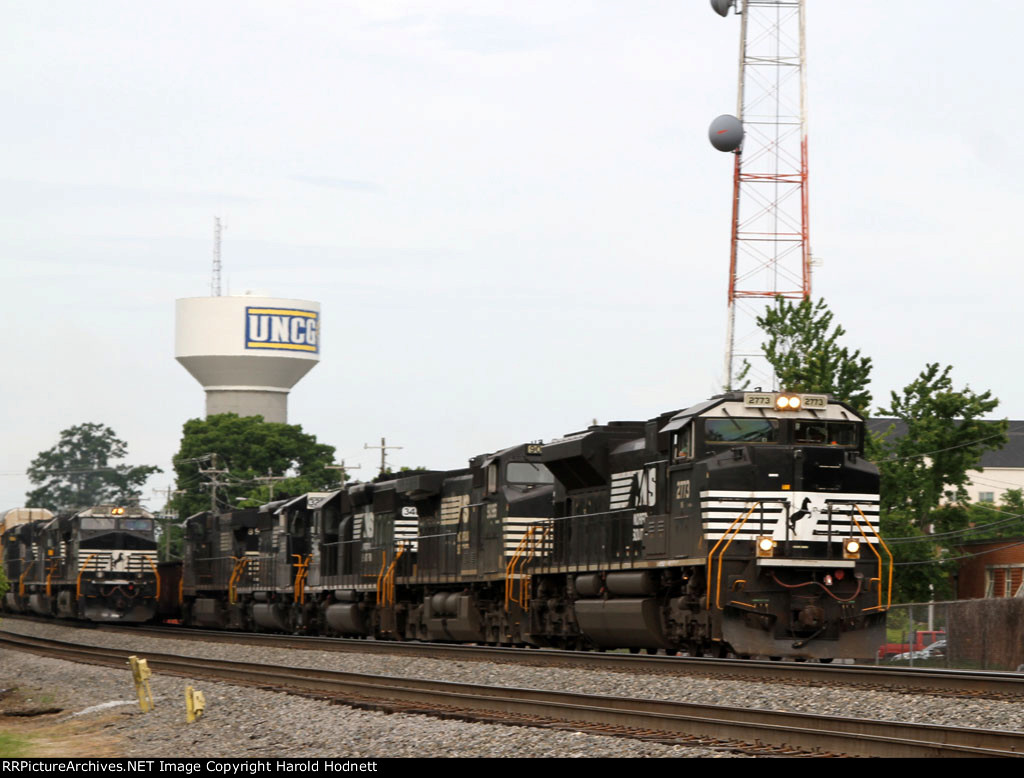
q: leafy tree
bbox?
[172,414,341,517]
[0,565,8,600]
[873,364,1007,521]
[872,364,1007,602]
[25,423,161,512]
[741,297,873,414]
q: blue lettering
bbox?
[306,319,317,346]
[290,318,304,343]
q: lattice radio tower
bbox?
[708,0,811,389]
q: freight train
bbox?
[2,391,892,660]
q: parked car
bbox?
[890,639,947,662]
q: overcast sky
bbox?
[3,1,1022,510]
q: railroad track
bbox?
[55,618,1024,701]
[1,630,1022,757]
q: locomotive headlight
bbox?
[774,394,802,410]
[843,538,861,559]
[756,536,775,557]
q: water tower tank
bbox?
[175,295,321,424]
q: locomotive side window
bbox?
[673,424,693,460]
[486,463,498,494]
[704,418,778,444]
[506,462,554,485]
[794,421,858,446]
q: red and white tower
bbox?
[709,0,811,389]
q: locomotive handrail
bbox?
[228,556,250,604]
[19,560,35,597]
[504,524,552,612]
[380,545,406,608]
[145,555,162,601]
[75,554,96,599]
[292,554,312,605]
[849,504,893,612]
[705,504,760,611]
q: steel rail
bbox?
[90,620,1024,699]
[1,631,1022,758]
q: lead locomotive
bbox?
[2,505,160,622]
[177,391,889,660]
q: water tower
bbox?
[175,294,321,424]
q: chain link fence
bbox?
[880,599,1024,671]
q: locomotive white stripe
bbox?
[78,549,158,574]
[503,517,552,557]
[700,490,881,543]
[395,518,419,552]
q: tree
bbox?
[25,423,161,512]
[872,364,1008,602]
[873,363,1008,521]
[0,565,8,600]
[742,297,873,414]
[171,414,341,517]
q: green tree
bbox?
[872,364,1008,602]
[873,363,1007,521]
[742,297,873,414]
[26,423,161,512]
[172,414,341,517]
[0,564,8,600]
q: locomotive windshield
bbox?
[794,420,858,446]
[506,462,554,485]
[80,517,117,531]
[121,519,153,532]
[705,418,778,444]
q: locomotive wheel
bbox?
[819,657,834,664]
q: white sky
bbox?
[3,1,1022,509]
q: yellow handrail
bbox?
[145,555,162,602]
[504,525,550,612]
[292,554,312,605]
[228,556,250,605]
[19,560,35,597]
[76,554,97,599]
[849,505,893,612]
[381,545,406,608]
[705,504,759,611]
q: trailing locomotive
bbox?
[173,391,891,660]
[1,504,160,622]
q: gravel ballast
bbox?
[2,617,1019,757]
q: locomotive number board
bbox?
[743,392,829,409]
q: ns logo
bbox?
[245,307,319,353]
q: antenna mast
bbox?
[709,0,811,389]
[211,216,223,297]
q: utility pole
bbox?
[326,459,361,484]
[254,468,289,501]
[364,438,402,477]
[199,454,231,513]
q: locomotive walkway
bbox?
[1,629,1022,757]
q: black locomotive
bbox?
[1,505,160,622]
[168,391,890,660]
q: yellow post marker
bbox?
[128,656,154,713]
[185,685,206,723]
